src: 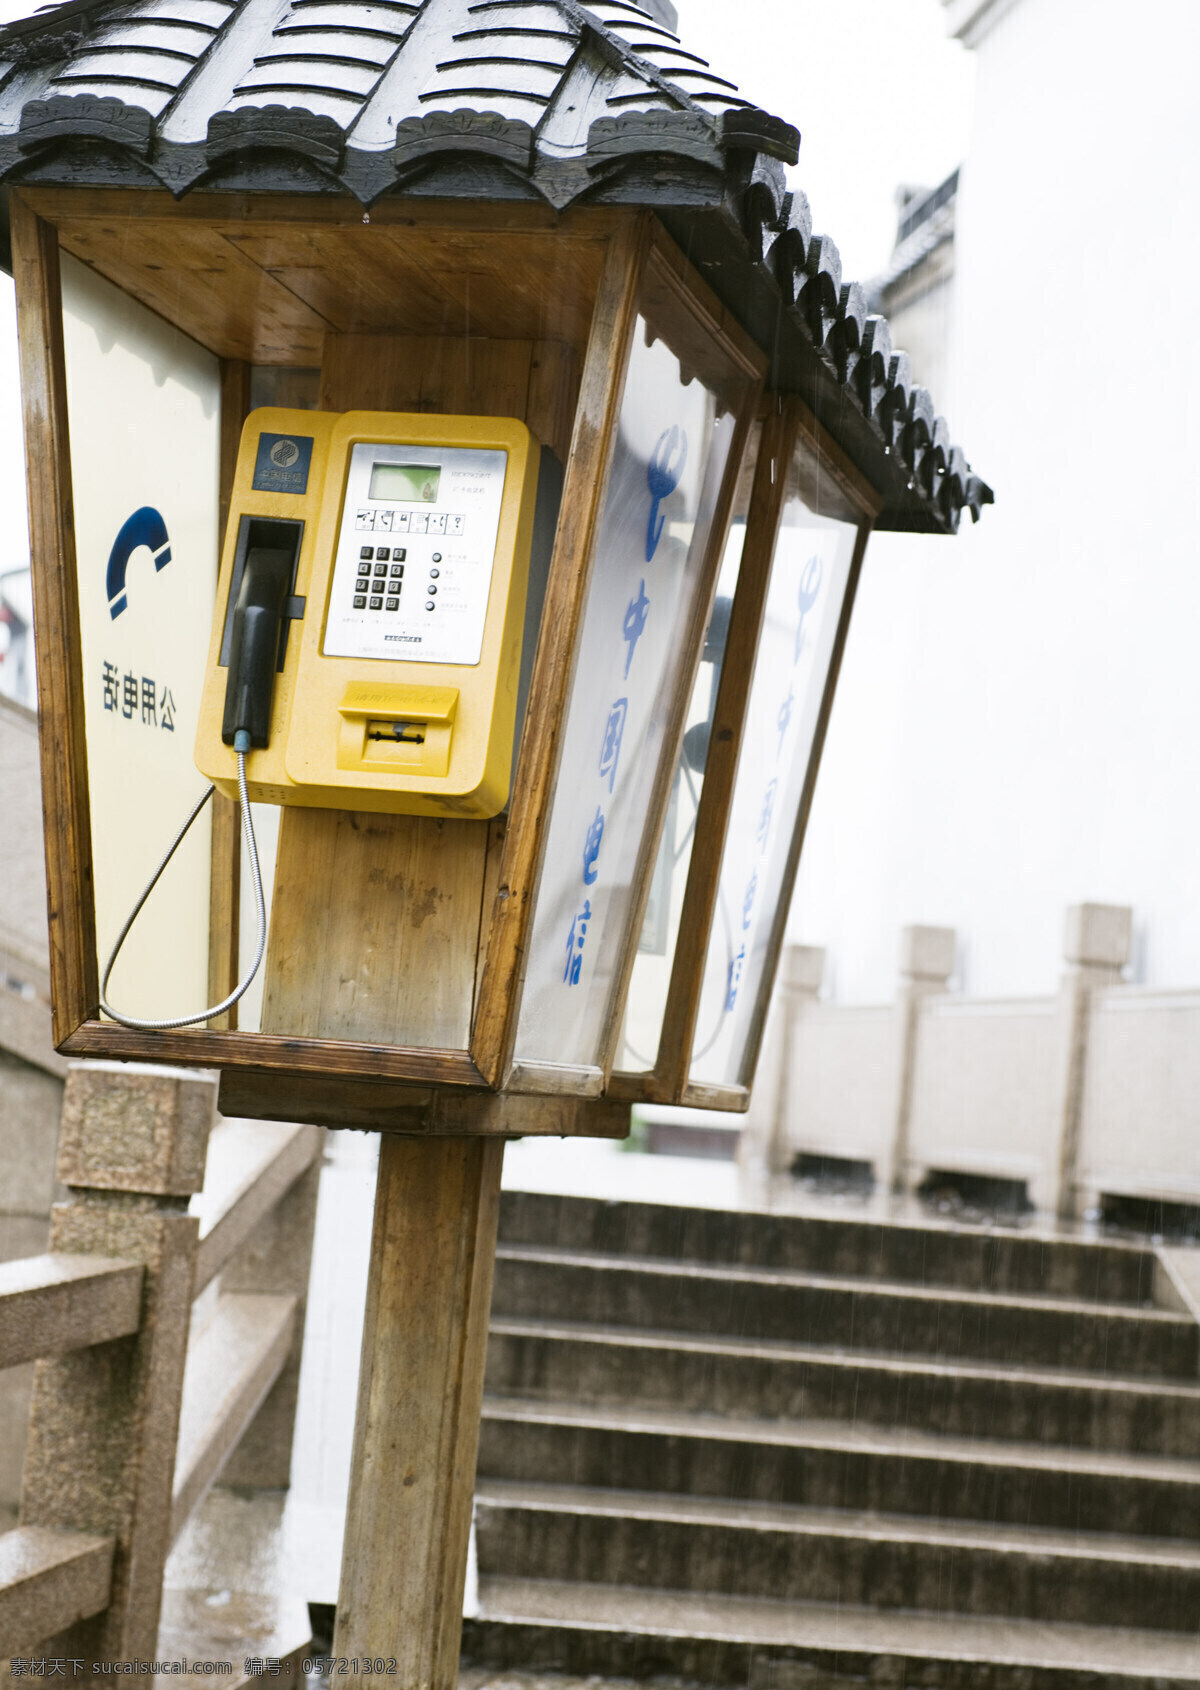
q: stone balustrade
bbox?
[743,903,1200,1221]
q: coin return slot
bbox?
[336,681,457,780]
[368,721,425,744]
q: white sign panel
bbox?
[62,255,220,1024]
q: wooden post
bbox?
[334,1132,502,1678]
[20,1062,215,1669]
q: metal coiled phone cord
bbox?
[99,731,267,1030]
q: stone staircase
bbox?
[462,1190,1200,1688]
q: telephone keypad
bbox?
[353,594,367,609]
[369,596,383,610]
[385,597,399,612]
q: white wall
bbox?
[795,0,1200,1002]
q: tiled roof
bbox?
[0,0,992,532]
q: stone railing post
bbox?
[737,943,825,1195]
[885,925,956,1196]
[20,1061,215,1671]
[1049,902,1131,1221]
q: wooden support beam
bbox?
[170,1292,297,1542]
[9,192,97,1045]
[653,402,799,1097]
[208,358,252,1029]
[0,1526,113,1660]
[333,1132,502,1682]
[0,1254,143,1370]
[192,1119,321,1296]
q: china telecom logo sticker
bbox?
[252,432,314,495]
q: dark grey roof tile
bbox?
[393,104,531,165]
[586,106,714,171]
[207,98,345,161]
[19,88,154,149]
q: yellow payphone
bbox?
[195,406,546,818]
[101,405,556,1031]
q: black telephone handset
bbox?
[221,543,294,749]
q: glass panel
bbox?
[689,478,858,1087]
[62,256,220,1025]
[617,516,747,1074]
[514,306,750,1072]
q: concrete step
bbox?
[491,1246,1198,1377]
[477,1396,1200,1539]
[498,1190,1160,1304]
[462,1574,1200,1688]
[473,1480,1200,1631]
[485,1318,1200,1455]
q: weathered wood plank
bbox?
[0,1254,143,1370]
[60,1021,487,1086]
[170,1292,297,1543]
[208,357,251,1030]
[192,1120,322,1297]
[262,809,490,1049]
[9,191,97,1045]
[333,1134,502,1684]
[0,1526,114,1660]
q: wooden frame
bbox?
[10,181,875,1116]
[475,222,765,1093]
[607,393,880,1109]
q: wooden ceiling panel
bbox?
[49,203,609,364]
[56,219,332,363]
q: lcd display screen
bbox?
[369,462,441,503]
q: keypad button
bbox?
[360,546,374,560]
[393,548,406,562]
[357,564,371,579]
[390,563,404,577]
[373,562,388,577]
[425,600,435,611]
[385,597,399,611]
[370,596,383,610]
[376,547,390,561]
[353,594,367,609]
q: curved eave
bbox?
[0,27,990,534]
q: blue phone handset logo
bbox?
[645,426,687,563]
[107,506,172,619]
